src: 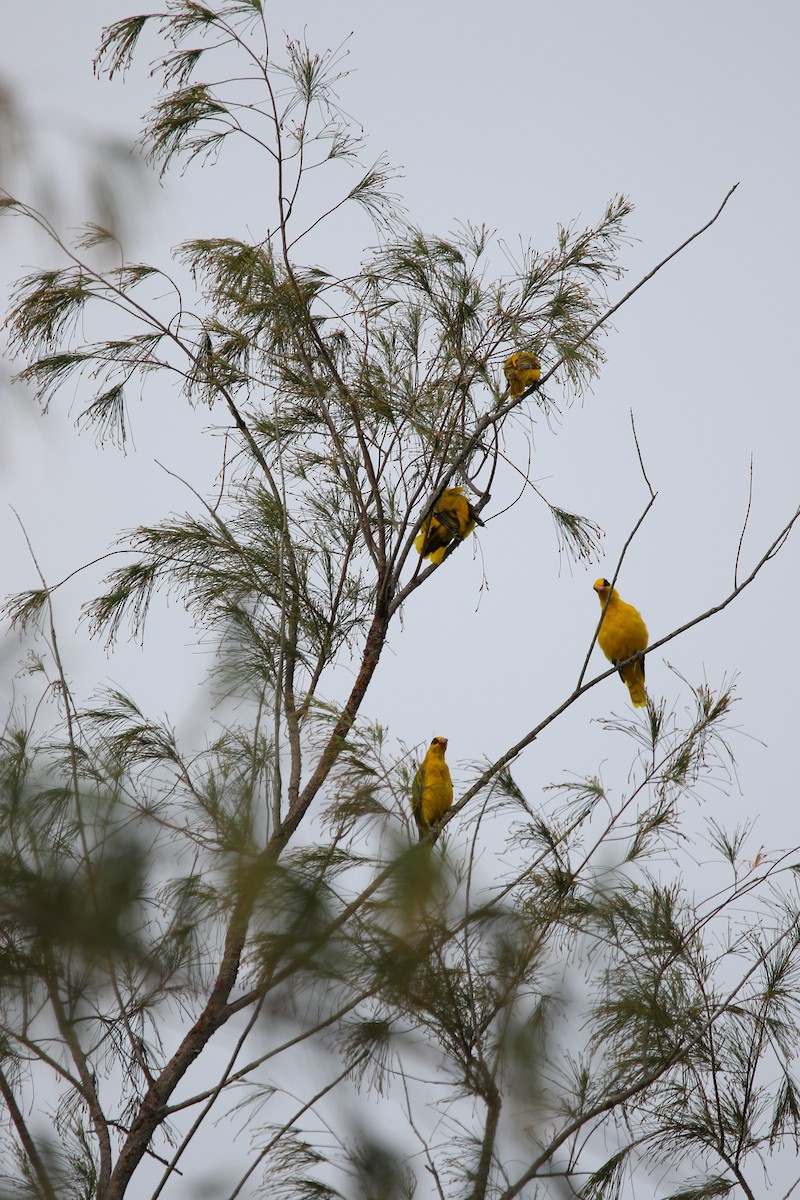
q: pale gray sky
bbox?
[2,2,799,1195]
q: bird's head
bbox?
[431,736,448,751]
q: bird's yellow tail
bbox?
[620,659,647,707]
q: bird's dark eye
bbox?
[602,578,610,587]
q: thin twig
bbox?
[152,995,268,1199]
[0,1068,57,1200]
[399,1068,448,1200]
[735,455,754,589]
[573,412,655,692]
[539,184,740,394]
[630,410,655,499]
[575,491,657,692]
[782,1172,800,1200]
[225,1054,369,1200]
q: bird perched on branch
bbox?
[411,737,453,840]
[415,487,484,565]
[503,351,541,398]
[593,578,649,707]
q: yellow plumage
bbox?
[411,736,453,840]
[503,351,541,398]
[593,577,649,707]
[414,487,484,565]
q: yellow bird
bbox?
[414,487,484,565]
[411,736,453,840]
[503,351,541,398]
[593,577,649,707]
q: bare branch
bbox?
[0,1067,57,1200]
[450,501,800,821]
[735,455,754,589]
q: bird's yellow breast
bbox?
[412,741,453,835]
[597,596,648,663]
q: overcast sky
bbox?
[1,2,799,1193]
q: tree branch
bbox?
[449,501,800,823]
[0,1067,57,1200]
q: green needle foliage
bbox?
[1,5,799,1199]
